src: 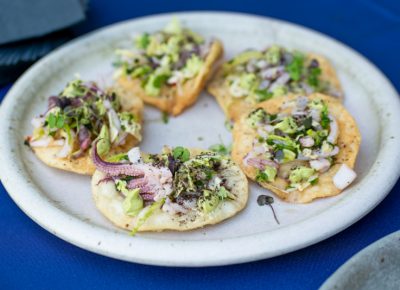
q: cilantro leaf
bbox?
[255,89,273,102]
[56,115,65,128]
[161,112,169,124]
[286,52,304,81]
[172,146,190,162]
[136,33,150,50]
[47,113,56,128]
[320,104,330,129]
[307,67,322,88]
[153,74,169,89]
[209,143,231,155]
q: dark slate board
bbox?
[0,0,85,45]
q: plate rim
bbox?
[1,11,400,267]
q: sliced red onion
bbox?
[258,79,270,90]
[299,136,315,147]
[174,50,193,70]
[78,126,91,151]
[91,141,144,177]
[48,96,61,110]
[70,98,83,108]
[245,157,278,170]
[327,115,339,143]
[243,153,252,166]
[269,72,290,92]
[309,59,319,68]
[246,59,257,73]
[310,158,331,172]
[89,82,104,94]
[260,66,284,80]
[333,164,357,190]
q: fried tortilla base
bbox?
[31,89,144,175]
[91,149,249,232]
[231,93,361,203]
[116,40,224,116]
[207,53,343,121]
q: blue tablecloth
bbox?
[1,1,399,289]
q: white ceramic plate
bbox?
[0,12,399,267]
[320,231,400,290]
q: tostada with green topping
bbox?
[208,45,343,121]
[91,145,248,233]
[26,79,143,175]
[232,93,360,203]
[114,18,223,116]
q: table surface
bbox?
[1,1,399,289]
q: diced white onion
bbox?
[256,60,268,69]
[31,117,45,128]
[128,147,141,164]
[162,197,188,214]
[333,164,357,190]
[253,145,266,155]
[265,125,274,132]
[309,109,321,122]
[53,139,65,146]
[257,128,268,138]
[296,96,309,111]
[229,78,247,98]
[56,131,75,158]
[56,139,72,158]
[299,136,315,147]
[30,136,52,147]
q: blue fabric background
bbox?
[1,1,399,289]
